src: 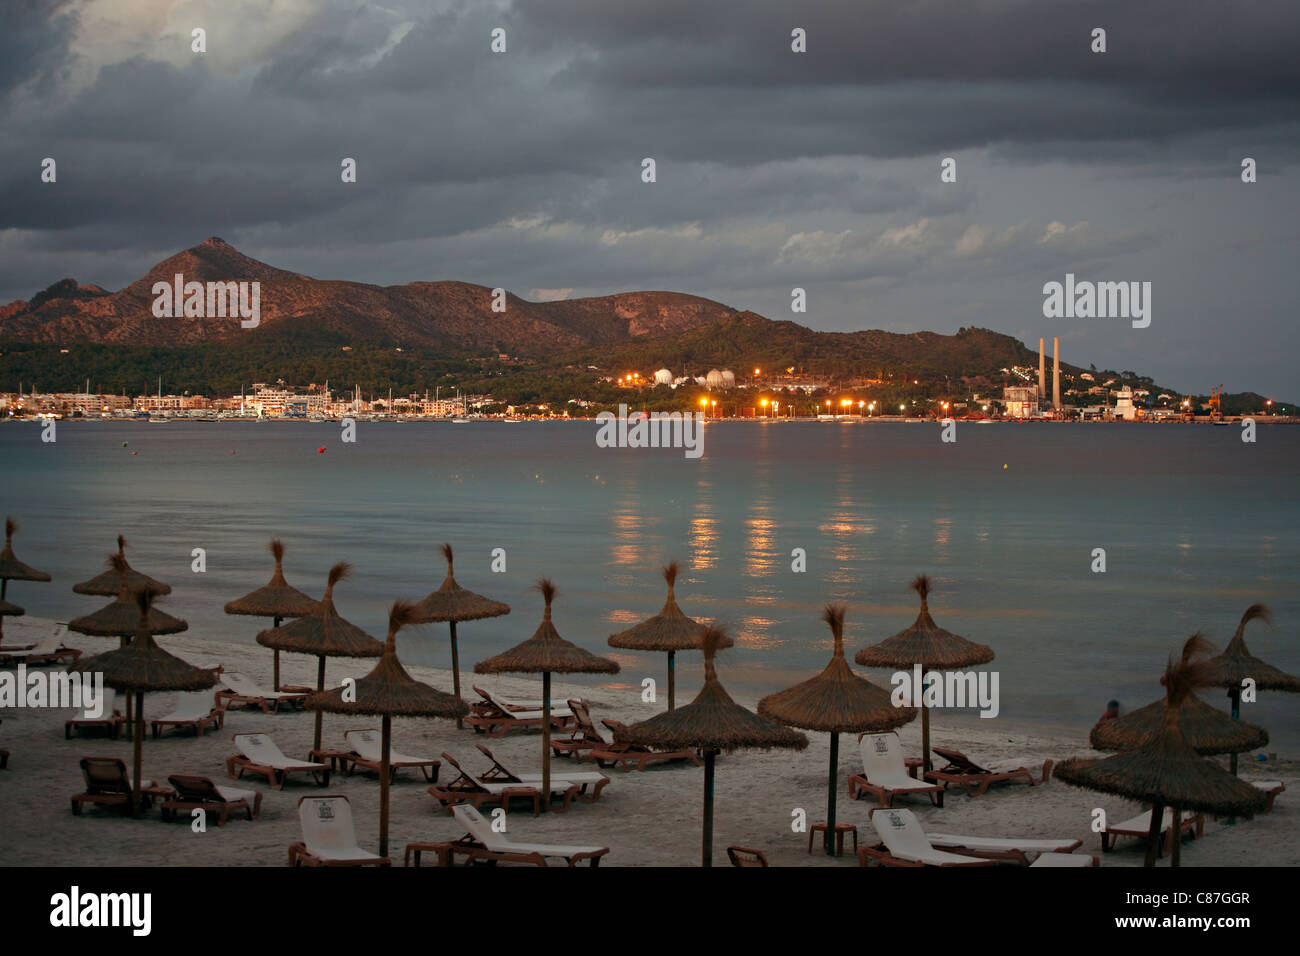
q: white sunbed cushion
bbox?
[158,691,215,722]
[298,796,381,860]
[1251,780,1283,791]
[859,732,933,791]
[222,673,296,700]
[870,808,991,866]
[345,729,434,765]
[927,833,1078,854]
[450,805,604,859]
[1110,809,1178,834]
[214,785,258,804]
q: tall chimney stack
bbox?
[1053,336,1061,411]
[1038,338,1046,401]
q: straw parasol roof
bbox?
[854,575,993,670]
[609,562,723,652]
[760,604,916,734]
[618,626,808,754]
[412,544,510,623]
[73,535,170,596]
[616,625,807,866]
[608,562,729,710]
[476,580,619,677]
[1055,635,1268,865]
[1192,604,1299,694]
[224,538,317,619]
[0,598,24,616]
[1091,692,1268,756]
[68,554,188,638]
[307,602,467,719]
[256,563,381,658]
[0,517,52,584]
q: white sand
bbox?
[1,629,1295,867]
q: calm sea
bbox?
[3,419,1297,750]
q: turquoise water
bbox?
[2,419,1297,750]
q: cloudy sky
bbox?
[3,0,1297,396]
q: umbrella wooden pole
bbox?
[702,749,716,867]
[1144,800,1164,868]
[273,615,282,690]
[1171,809,1181,867]
[541,672,552,813]
[132,691,144,817]
[313,655,326,753]
[667,651,675,711]
[379,715,391,858]
[449,621,463,730]
[122,646,133,738]
[825,732,839,855]
[921,701,931,773]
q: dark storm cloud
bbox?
[0,0,1296,397]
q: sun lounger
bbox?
[470,684,550,712]
[474,743,610,804]
[726,846,769,867]
[847,732,945,808]
[70,757,160,815]
[288,795,390,866]
[150,691,225,738]
[215,672,307,713]
[342,728,440,782]
[428,752,544,815]
[551,699,609,758]
[1,623,80,667]
[925,830,1083,866]
[590,718,703,772]
[406,804,609,867]
[465,685,575,737]
[161,775,262,825]
[858,808,997,867]
[1100,808,1203,857]
[924,746,1049,796]
[226,733,330,789]
[65,688,126,740]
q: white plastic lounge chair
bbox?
[161,775,262,825]
[428,752,548,815]
[226,733,330,789]
[1029,852,1098,867]
[474,743,610,792]
[847,732,945,808]
[343,728,440,782]
[150,690,224,738]
[2,623,79,667]
[858,808,996,867]
[466,686,575,737]
[1101,808,1203,857]
[289,795,390,866]
[216,672,307,713]
[406,804,609,867]
[65,688,126,739]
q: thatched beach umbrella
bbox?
[475,580,618,810]
[0,598,24,618]
[411,544,510,729]
[1192,604,1298,776]
[224,538,319,692]
[68,554,188,738]
[307,601,468,856]
[257,563,382,752]
[1055,635,1268,867]
[69,555,188,647]
[73,588,216,815]
[1091,692,1268,756]
[0,517,51,640]
[616,625,809,866]
[609,561,730,711]
[855,575,994,772]
[760,605,917,855]
[72,535,171,597]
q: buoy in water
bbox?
[132,451,138,456]
[122,442,128,447]
[318,447,326,454]
[1003,463,1008,469]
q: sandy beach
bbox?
[2,626,1294,868]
